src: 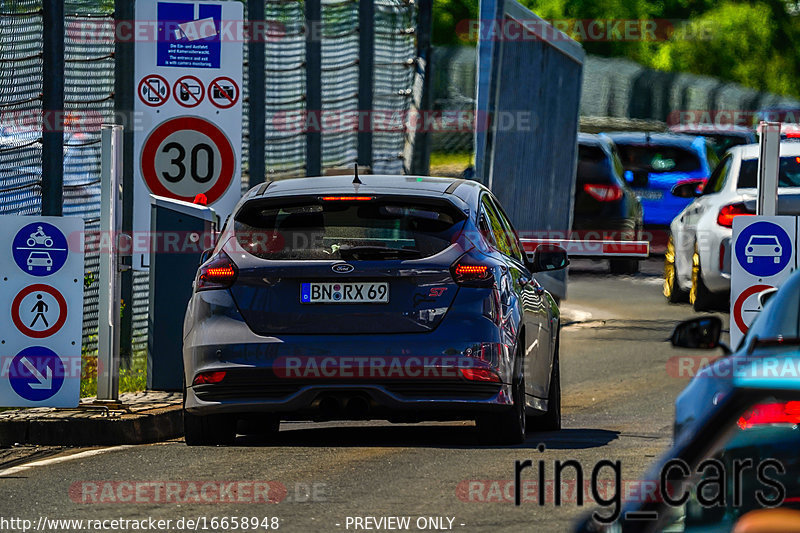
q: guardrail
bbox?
[520,239,650,259]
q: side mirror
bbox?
[758,287,779,308]
[528,244,569,273]
[671,316,730,354]
[199,248,214,265]
[671,181,703,198]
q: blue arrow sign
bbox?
[8,347,65,402]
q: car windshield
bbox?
[738,156,800,188]
[749,236,779,245]
[234,197,467,260]
[616,143,702,173]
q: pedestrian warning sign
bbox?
[1,216,83,407]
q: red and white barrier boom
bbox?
[520,239,650,259]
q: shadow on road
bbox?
[231,424,619,450]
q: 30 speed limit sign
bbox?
[133,0,243,270]
[141,117,235,203]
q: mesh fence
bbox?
[0,0,43,216]
[264,0,306,177]
[0,1,422,365]
[64,0,115,357]
[372,0,414,174]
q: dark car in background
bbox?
[182,175,568,446]
[605,132,719,230]
[573,133,643,274]
[668,123,757,159]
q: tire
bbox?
[183,385,236,446]
[609,259,639,275]
[664,235,689,303]
[529,339,561,432]
[476,350,526,445]
[690,245,718,312]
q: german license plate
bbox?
[634,188,663,201]
[301,282,389,303]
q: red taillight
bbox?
[583,184,623,202]
[675,179,706,196]
[460,367,501,383]
[738,401,800,429]
[320,196,374,201]
[451,257,494,287]
[196,252,238,291]
[192,371,226,385]
[717,202,753,228]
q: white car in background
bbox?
[664,142,800,311]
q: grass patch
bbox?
[81,340,147,398]
[429,151,473,178]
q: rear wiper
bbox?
[338,246,422,260]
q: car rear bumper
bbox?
[184,377,514,420]
[182,290,524,419]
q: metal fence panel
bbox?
[475,2,584,300]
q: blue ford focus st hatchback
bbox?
[182,175,567,445]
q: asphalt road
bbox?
[0,259,728,533]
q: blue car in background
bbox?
[604,132,719,228]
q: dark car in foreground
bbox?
[573,133,643,274]
[605,132,719,228]
[575,354,800,532]
[182,175,568,445]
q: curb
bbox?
[0,405,183,446]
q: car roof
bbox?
[603,131,703,147]
[244,175,488,209]
[668,124,755,136]
[577,132,610,147]
[733,142,800,159]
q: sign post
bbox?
[0,217,84,407]
[757,121,781,216]
[97,125,125,402]
[133,0,243,270]
[730,122,790,347]
[730,216,797,347]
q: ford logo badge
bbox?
[332,263,354,274]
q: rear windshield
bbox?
[703,133,751,158]
[234,197,466,260]
[616,143,702,173]
[577,144,615,184]
[738,156,800,188]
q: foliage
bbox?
[80,336,147,398]
[432,0,800,98]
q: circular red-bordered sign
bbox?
[137,74,170,108]
[141,117,235,204]
[208,76,240,109]
[12,284,68,339]
[173,75,205,108]
[733,284,773,335]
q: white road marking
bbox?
[0,446,133,478]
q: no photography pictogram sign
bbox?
[208,76,240,109]
[140,116,235,204]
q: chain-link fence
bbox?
[0,0,424,367]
